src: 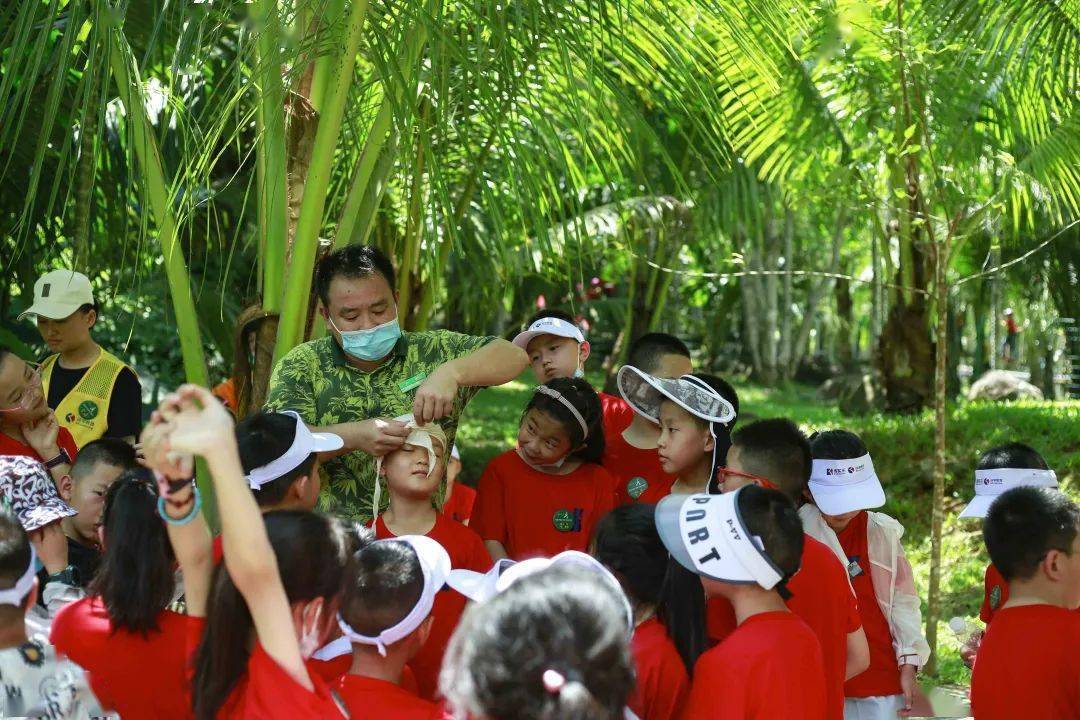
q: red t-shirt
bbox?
[970,604,1080,720]
[601,398,677,506]
[0,426,78,464]
[335,674,436,720]
[704,534,860,720]
[50,596,202,719]
[836,511,900,698]
[471,450,617,560]
[600,392,634,432]
[629,617,689,720]
[374,513,492,699]
[682,611,826,720]
[440,483,477,525]
[218,642,344,719]
[980,563,1009,624]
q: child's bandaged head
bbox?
[372,415,447,516]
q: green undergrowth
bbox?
[456,374,1080,687]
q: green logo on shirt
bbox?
[77,400,99,421]
[553,510,574,532]
[626,477,648,500]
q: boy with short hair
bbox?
[237,411,341,512]
[655,485,826,719]
[717,418,869,720]
[0,507,104,719]
[604,333,694,503]
[334,536,450,718]
[513,309,629,429]
[54,438,137,588]
[370,421,490,699]
[970,486,1080,719]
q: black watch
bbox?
[47,565,81,587]
[43,448,72,470]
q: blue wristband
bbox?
[158,486,202,526]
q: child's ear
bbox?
[1044,548,1067,582]
[58,474,73,503]
[417,616,435,647]
[704,433,715,453]
[579,341,591,364]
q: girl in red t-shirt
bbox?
[147,385,361,720]
[802,430,930,720]
[51,464,213,720]
[472,377,617,560]
[592,503,705,720]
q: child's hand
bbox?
[959,629,983,669]
[29,521,70,575]
[141,406,193,480]
[898,663,918,715]
[159,385,236,460]
[22,412,61,458]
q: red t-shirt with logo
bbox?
[682,611,826,720]
[970,604,1080,720]
[629,617,689,720]
[373,513,492,699]
[335,675,436,720]
[0,427,78,464]
[440,483,477,525]
[472,450,617,560]
[600,398,677,506]
[217,642,345,719]
[704,534,859,720]
[50,596,201,719]
[836,511,901,698]
[980,563,1009,624]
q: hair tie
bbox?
[542,669,566,695]
[775,575,794,601]
[534,385,589,439]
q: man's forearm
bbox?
[309,423,364,456]
[445,339,527,388]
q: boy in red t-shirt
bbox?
[655,486,827,720]
[970,486,1080,720]
[439,443,476,525]
[956,443,1059,667]
[512,309,629,429]
[369,423,491,698]
[603,333,693,504]
[335,536,450,720]
[715,419,869,720]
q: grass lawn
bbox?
[456,373,1080,687]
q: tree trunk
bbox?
[835,267,854,369]
[973,280,990,376]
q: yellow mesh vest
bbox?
[41,349,131,448]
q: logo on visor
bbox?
[553,508,583,532]
[626,477,649,500]
[42,284,51,298]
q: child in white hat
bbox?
[801,429,929,720]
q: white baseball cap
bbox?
[654,488,785,590]
[336,535,452,656]
[18,269,95,321]
[244,411,343,489]
[808,454,886,516]
[512,317,585,349]
[959,467,1058,519]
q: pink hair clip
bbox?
[542,669,566,694]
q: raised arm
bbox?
[162,385,312,690]
[413,339,528,423]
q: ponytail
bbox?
[592,504,706,673]
[522,377,605,464]
[192,511,362,720]
[90,470,176,635]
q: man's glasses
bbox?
[0,363,43,413]
[716,466,777,491]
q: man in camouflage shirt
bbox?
[265,245,527,520]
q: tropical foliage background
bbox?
[2,0,1078,677]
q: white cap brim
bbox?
[17,300,85,321]
[808,474,886,516]
[446,558,516,603]
[512,317,585,349]
[958,495,994,519]
[309,430,345,453]
[617,366,736,425]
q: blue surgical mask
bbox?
[329,315,402,361]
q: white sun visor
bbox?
[959,467,1059,519]
[512,317,585,349]
[655,489,784,590]
[336,535,451,657]
[808,454,886,516]
[245,411,343,489]
[617,366,735,426]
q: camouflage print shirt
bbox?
[264,331,496,521]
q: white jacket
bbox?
[799,504,931,667]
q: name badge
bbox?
[398,372,427,393]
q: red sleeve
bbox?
[468,530,493,572]
[980,564,998,624]
[48,600,83,659]
[470,457,506,545]
[58,427,79,461]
